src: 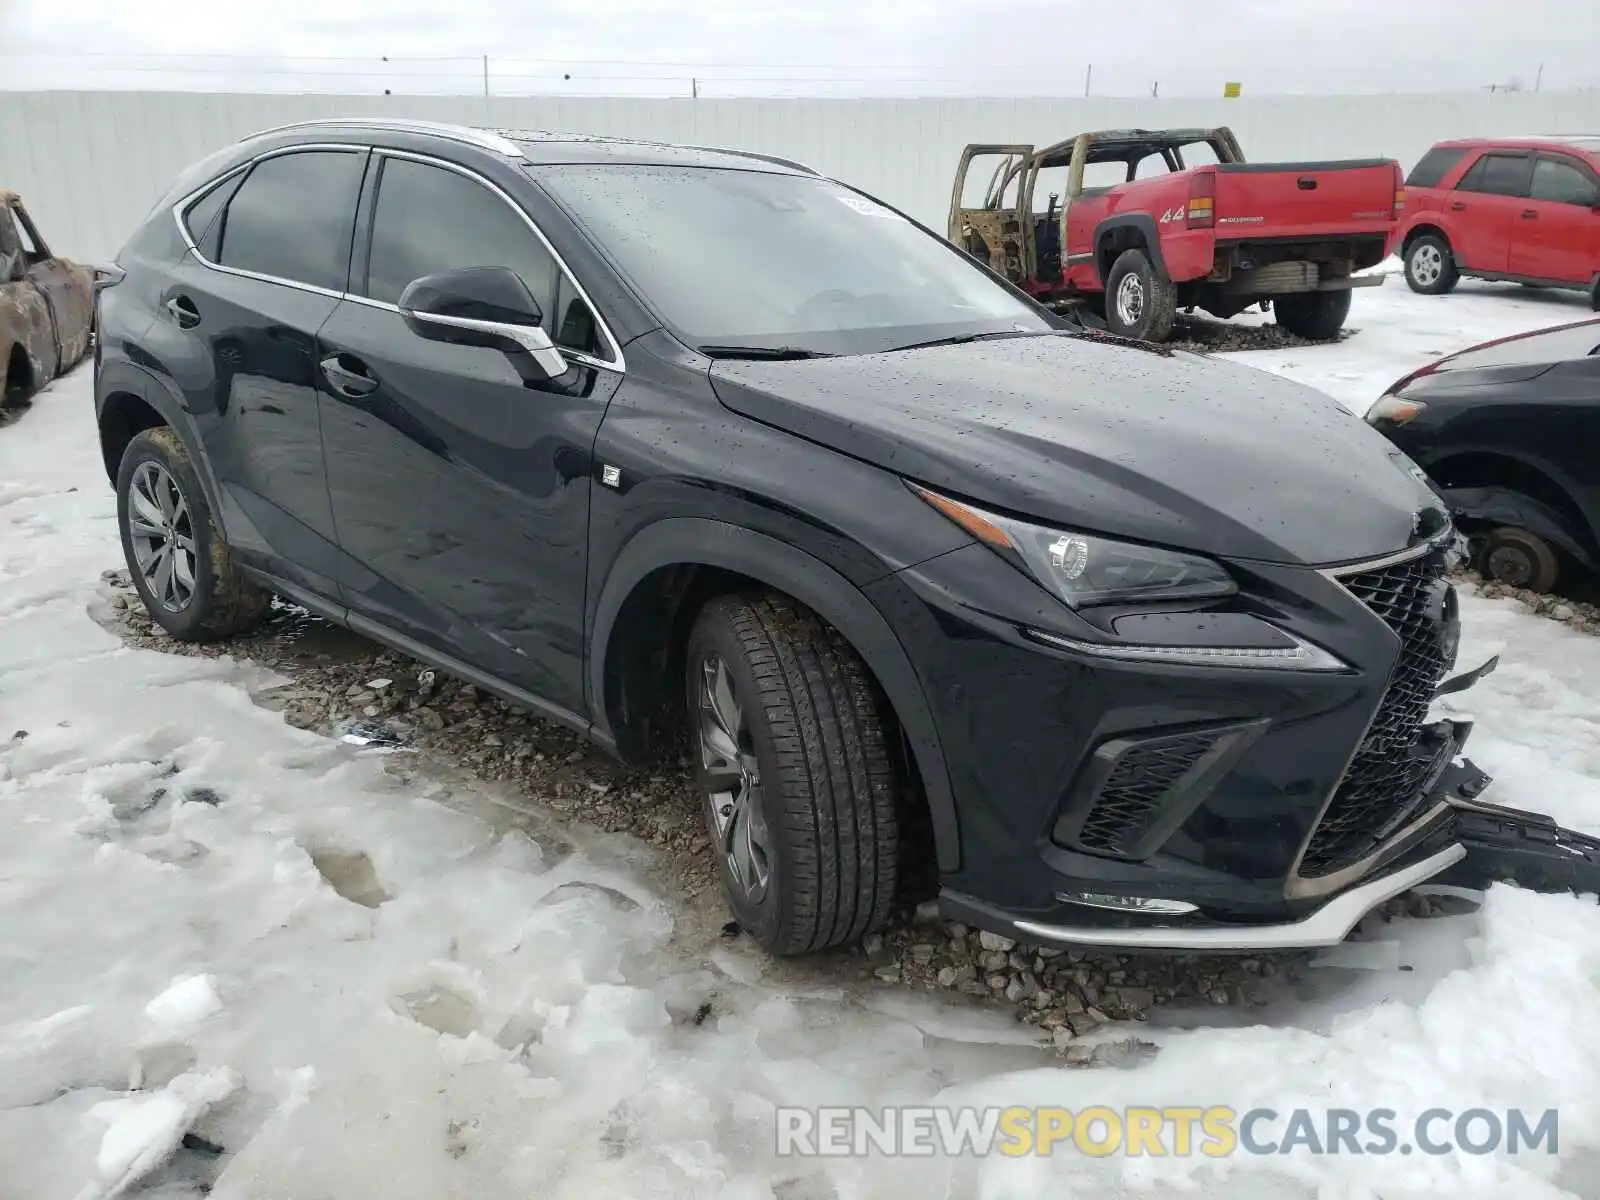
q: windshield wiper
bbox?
[883,329,1051,354]
[697,344,835,360]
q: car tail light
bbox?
[1187,173,1215,229]
[1392,164,1406,218]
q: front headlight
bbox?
[1366,394,1426,426]
[909,484,1237,609]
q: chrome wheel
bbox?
[1115,271,1147,328]
[1410,244,1444,287]
[127,461,197,613]
[696,654,771,902]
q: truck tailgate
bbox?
[1211,159,1399,239]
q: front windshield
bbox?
[536,163,1053,355]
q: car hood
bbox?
[709,333,1443,565]
[1395,317,1600,393]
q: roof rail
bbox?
[245,117,525,157]
[682,144,822,175]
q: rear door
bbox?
[948,144,1034,284]
[1508,154,1600,284]
[1447,151,1531,273]
[149,145,367,600]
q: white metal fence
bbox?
[4,89,1599,263]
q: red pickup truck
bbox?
[948,127,1405,342]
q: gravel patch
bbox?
[102,568,1493,1054]
[1454,569,1600,633]
[1166,312,1354,356]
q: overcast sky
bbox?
[1,0,1594,98]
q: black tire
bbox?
[1404,234,1459,295]
[116,427,269,641]
[1103,248,1177,342]
[1274,289,1353,340]
[1481,526,1560,593]
[684,592,898,956]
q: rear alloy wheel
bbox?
[1273,288,1353,340]
[1103,248,1177,342]
[117,427,269,641]
[1482,526,1560,594]
[685,593,898,956]
[1404,235,1459,296]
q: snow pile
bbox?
[4,287,1600,1199]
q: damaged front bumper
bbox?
[948,651,1600,952]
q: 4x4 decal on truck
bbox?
[1158,206,1185,225]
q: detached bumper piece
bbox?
[1438,801,1600,895]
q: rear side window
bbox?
[1405,146,1469,188]
[363,156,557,312]
[1531,157,1599,206]
[181,173,244,261]
[1454,153,1531,197]
[218,150,366,292]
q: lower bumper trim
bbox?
[1004,843,1466,951]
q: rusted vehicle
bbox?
[2,189,93,408]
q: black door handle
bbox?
[320,354,378,398]
[1296,176,1318,190]
[1521,209,1538,219]
[1450,201,1466,211]
[165,295,200,328]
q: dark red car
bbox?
[1397,136,1600,306]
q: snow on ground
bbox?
[3,283,1600,1199]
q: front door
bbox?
[948,144,1035,284]
[147,146,368,600]
[1447,151,1531,274]
[1509,154,1600,284]
[317,151,622,716]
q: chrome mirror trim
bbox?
[403,307,569,377]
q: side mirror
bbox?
[398,266,568,380]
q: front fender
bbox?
[588,517,962,871]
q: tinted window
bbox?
[1455,154,1530,197]
[219,150,364,291]
[540,164,1050,356]
[365,157,557,311]
[1406,146,1469,188]
[1531,157,1598,206]
[551,276,603,356]
[183,173,243,261]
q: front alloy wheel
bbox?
[696,654,772,903]
[684,592,900,956]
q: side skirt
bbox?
[239,568,613,755]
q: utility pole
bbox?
[1535,62,1544,91]
[482,55,489,98]
[692,77,699,98]
[1151,80,1159,97]
[1084,64,1092,97]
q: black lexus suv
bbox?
[93,117,1499,957]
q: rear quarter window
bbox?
[1405,146,1470,188]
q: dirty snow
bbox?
[2,279,1600,1198]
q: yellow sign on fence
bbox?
[1223,81,1242,98]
